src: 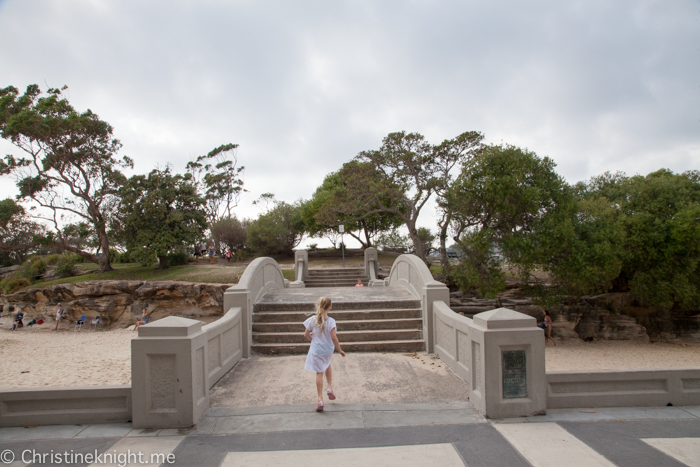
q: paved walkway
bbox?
[1,405,699,466]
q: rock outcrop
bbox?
[0,280,233,328]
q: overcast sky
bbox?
[1,0,698,247]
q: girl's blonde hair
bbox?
[314,297,332,332]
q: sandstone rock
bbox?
[0,280,233,328]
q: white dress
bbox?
[303,316,337,373]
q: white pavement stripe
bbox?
[493,422,615,467]
[220,444,465,467]
[642,438,700,467]
[87,436,185,467]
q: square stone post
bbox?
[468,308,546,419]
[223,288,251,358]
[131,317,209,428]
[423,281,450,353]
[289,249,308,288]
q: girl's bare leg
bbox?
[325,365,333,392]
[315,372,324,401]
[547,328,557,346]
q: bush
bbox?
[166,252,189,267]
[53,255,81,278]
[45,254,62,265]
[2,277,31,294]
[17,258,47,281]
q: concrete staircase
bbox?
[303,267,370,288]
[252,287,424,355]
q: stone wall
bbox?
[0,280,232,327]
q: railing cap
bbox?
[137,316,203,337]
[473,307,536,329]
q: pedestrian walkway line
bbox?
[493,422,615,467]
[642,438,700,467]
[219,444,465,467]
[87,435,185,467]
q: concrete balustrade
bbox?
[289,249,308,288]
[364,247,384,286]
[222,257,288,358]
[130,307,244,429]
[387,254,450,353]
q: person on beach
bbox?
[208,244,215,264]
[194,244,201,261]
[543,310,556,346]
[224,249,232,263]
[54,303,64,331]
[134,307,149,330]
[355,279,364,287]
[303,297,346,412]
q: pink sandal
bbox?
[316,401,324,412]
[327,389,336,400]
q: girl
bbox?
[543,310,557,346]
[303,297,346,412]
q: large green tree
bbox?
[578,169,700,309]
[0,198,45,262]
[300,162,403,248]
[247,200,305,256]
[0,84,132,272]
[117,167,207,269]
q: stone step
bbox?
[303,282,367,288]
[252,318,423,333]
[253,308,423,322]
[307,268,364,274]
[252,339,426,355]
[255,299,420,312]
[253,329,422,344]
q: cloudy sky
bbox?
[1,0,698,246]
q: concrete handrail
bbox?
[433,300,472,382]
[223,256,288,358]
[364,247,381,285]
[387,254,449,353]
[290,250,308,288]
[202,306,243,389]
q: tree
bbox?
[210,216,249,253]
[0,198,45,262]
[447,145,574,297]
[578,169,700,310]
[117,167,207,269]
[186,143,245,225]
[0,84,132,272]
[247,200,305,256]
[300,163,403,248]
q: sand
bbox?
[1,325,699,389]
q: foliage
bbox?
[53,254,82,278]
[246,200,305,256]
[450,231,507,298]
[576,169,700,309]
[186,143,245,226]
[1,277,31,294]
[117,167,207,269]
[166,252,190,267]
[210,216,249,253]
[376,228,411,252]
[300,164,403,248]
[0,84,133,272]
[0,198,45,262]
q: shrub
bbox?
[166,252,189,267]
[2,277,31,294]
[53,255,81,278]
[45,254,62,265]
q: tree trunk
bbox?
[406,220,425,259]
[96,227,114,273]
[158,255,169,269]
[438,212,451,278]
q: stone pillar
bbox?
[223,288,251,358]
[289,249,308,288]
[423,281,450,353]
[468,308,546,419]
[364,247,384,286]
[131,317,209,428]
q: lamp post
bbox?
[339,224,345,267]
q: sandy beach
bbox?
[1,325,699,389]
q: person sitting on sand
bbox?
[355,278,364,287]
[134,307,149,331]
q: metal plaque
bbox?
[502,350,527,399]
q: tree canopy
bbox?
[117,167,207,269]
[0,84,132,272]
